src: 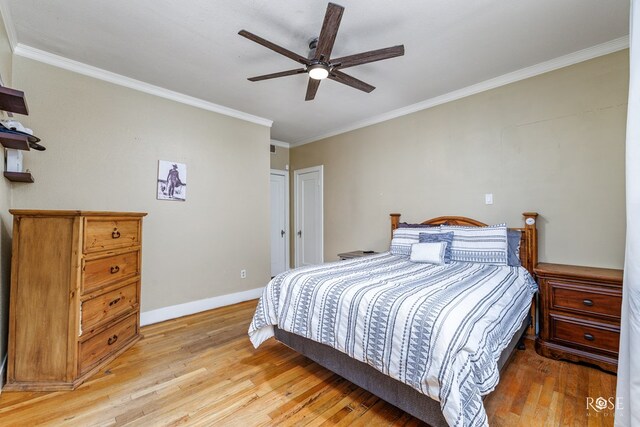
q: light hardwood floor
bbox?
[0,300,617,426]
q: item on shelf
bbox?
[0,120,45,151]
[5,149,23,172]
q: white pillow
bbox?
[410,242,448,264]
[390,228,440,256]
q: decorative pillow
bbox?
[390,228,441,256]
[507,229,522,267]
[410,242,448,264]
[440,223,508,265]
[397,222,436,228]
[419,232,454,263]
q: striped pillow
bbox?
[440,223,508,265]
[390,228,441,256]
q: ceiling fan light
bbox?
[308,64,329,80]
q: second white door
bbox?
[270,170,289,277]
[294,166,323,267]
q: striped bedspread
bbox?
[249,252,537,427]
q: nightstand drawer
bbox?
[550,314,619,355]
[550,281,621,319]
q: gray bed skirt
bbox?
[274,316,529,426]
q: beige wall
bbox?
[291,50,628,269]
[0,13,12,376]
[11,56,272,312]
[270,145,289,171]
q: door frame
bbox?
[293,165,324,268]
[270,169,290,273]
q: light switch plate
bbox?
[485,193,493,205]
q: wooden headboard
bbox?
[389,212,539,275]
[390,212,539,338]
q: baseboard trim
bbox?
[0,353,8,394]
[140,287,264,327]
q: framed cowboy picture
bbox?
[157,160,187,201]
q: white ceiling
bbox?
[4,0,630,144]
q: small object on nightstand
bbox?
[534,262,622,373]
[338,250,378,260]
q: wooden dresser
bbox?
[535,263,622,373]
[6,210,147,391]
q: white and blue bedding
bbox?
[249,252,537,427]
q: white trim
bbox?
[293,165,324,268]
[0,0,17,52]
[270,139,291,149]
[140,287,264,326]
[291,36,630,146]
[0,353,7,393]
[270,169,291,273]
[13,44,273,128]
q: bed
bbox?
[249,212,539,426]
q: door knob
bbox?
[281,230,285,237]
[297,230,302,237]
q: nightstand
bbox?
[534,263,623,373]
[338,250,378,260]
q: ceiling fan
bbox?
[238,2,405,101]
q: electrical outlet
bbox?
[240,269,247,279]
[485,193,493,205]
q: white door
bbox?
[294,166,323,267]
[270,170,289,277]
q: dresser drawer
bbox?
[81,281,139,332]
[550,314,619,355]
[83,250,139,293]
[84,218,140,253]
[549,280,622,319]
[79,313,138,375]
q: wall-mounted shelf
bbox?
[1,85,35,183]
[0,133,30,150]
[0,86,28,115]
[4,171,34,183]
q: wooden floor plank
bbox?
[0,299,617,426]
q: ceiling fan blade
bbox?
[314,3,344,61]
[239,30,310,65]
[305,79,321,101]
[331,45,405,69]
[248,68,307,82]
[329,70,375,93]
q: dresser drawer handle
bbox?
[107,335,118,345]
[112,229,121,239]
[109,297,122,306]
[110,266,120,274]
[584,333,595,341]
[583,299,594,307]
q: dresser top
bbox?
[534,262,623,284]
[10,210,147,217]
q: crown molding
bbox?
[0,0,17,52]
[270,139,290,148]
[13,44,273,128]
[291,36,629,147]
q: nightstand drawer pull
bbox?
[112,229,121,239]
[110,265,120,274]
[582,299,594,307]
[109,297,122,306]
[107,334,118,345]
[584,333,595,341]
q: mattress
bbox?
[249,252,537,426]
